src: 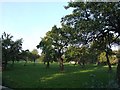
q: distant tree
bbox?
[17,49,29,66]
[98,52,106,64]
[65,46,92,67]
[37,25,71,71]
[30,49,40,65]
[87,45,100,64]
[18,49,40,66]
[31,49,39,55]
[37,36,56,68]
[65,46,80,66]
[65,46,80,62]
[90,39,114,70]
[10,39,23,66]
[2,32,23,69]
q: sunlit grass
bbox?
[41,73,65,82]
[2,62,117,88]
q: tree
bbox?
[2,32,13,69]
[87,44,100,64]
[37,35,56,68]
[18,49,40,66]
[37,25,71,71]
[61,2,120,71]
[2,32,23,69]
[65,45,94,67]
[65,46,81,66]
[61,1,120,86]
[10,38,23,66]
[31,49,40,65]
[17,49,31,66]
[31,49,39,55]
[90,36,114,70]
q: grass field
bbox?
[2,62,117,88]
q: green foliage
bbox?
[65,46,81,62]
[62,1,120,51]
[2,32,23,69]
[31,49,39,55]
[98,52,106,63]
[37,2,120,68]
[98,51,118,65]
[21,49,40,63]
[62,2,120,70]
[37,25,72,62]
[116,49,120,59]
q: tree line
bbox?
[1,32,40,69]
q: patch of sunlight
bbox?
[103,65,108,67]
[80,69,94,73]
[72,69,94,74]
[40,73,64,82]
[112,65,117,67]
[103,65,117,68]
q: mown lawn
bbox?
[2,62,117,88]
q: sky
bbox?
[0,1,73,53]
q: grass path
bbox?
[2,62,117,88]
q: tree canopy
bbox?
[2,32,23,69]
[62,2,120,45]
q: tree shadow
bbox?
[2,62,117,88]
[37,64,117,88]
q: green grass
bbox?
[2,62,117,88]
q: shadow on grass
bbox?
[2,62,117,88]
[37,64,117,88]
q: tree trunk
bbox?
[74,59,77,66]
[117,59,120,87]
[3,59,8,70]
[82,60,85,68]
[78,60,81,66]
[59,58,64,71]
[24,59,27,66]
[97,61,100,66]
[61,61,64,71]
[33,59,35,66]
[46,61,50,68]
[105,51,112,71]
[44,61,46,64]
[11,60,14,67]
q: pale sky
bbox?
[0,1,73,53]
